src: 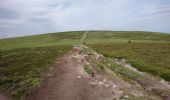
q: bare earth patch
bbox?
[23,44,170,100]
[24,47,114,100]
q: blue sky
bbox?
[0,0,170,38]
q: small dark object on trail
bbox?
[101,66,104,70]
[117,56,123,59]
[83,41,86,45]
[91,72,95,77]
[78,50,83,54]
[128,40,132,43]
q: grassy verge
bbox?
[0,45,72,98]
[102,58,170,99]
[88,42,170,81]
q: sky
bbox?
[0,0,170,38]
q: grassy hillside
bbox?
[85,31,170,81]
[0,31,83,50]
[0,31,170,99]
[86,31,170,43]
[89,43,170,81]
[0,31,83,98]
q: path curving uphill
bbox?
[23,32,170,100]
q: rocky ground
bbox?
[23,44,170,100]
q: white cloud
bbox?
[0,0,170,38]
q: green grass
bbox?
[84,65,92,75]
[86,31,170,43]
[88,42,170,81]
[0,31,83,99]
[101,58,170,99]
[85,31,170,81]
[0,31,83,50]
[0,45,72,98]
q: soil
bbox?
[23,48,114,100]
[22,45,170,100]
[0,94,10,100]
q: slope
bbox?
[24,32,170,100]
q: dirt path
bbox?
[24,45,165,100]
[24,47,114,100]
[23,32,170,100]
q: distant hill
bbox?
[0,31,170,50]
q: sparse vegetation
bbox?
[84,65,92,75]
[0,45,72,98]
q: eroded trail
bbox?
[24,32,170,100]
[24,45,166,100]
[24,47,114,100]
